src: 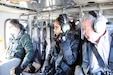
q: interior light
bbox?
[19,2,28,8]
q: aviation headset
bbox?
[88,11,107,35]
[57,14,70,33]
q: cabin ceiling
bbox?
[0,0,113,21]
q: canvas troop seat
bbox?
[22,21,48,75]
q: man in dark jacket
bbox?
[42,14,80,75]
[0,19,35,75]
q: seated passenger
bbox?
[81,11,111,75]
[0,19,35,75]
[42,14,80,75]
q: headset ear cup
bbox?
[59,14,70,33]
[93,17,106,35]
[62,23,70,33]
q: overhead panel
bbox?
[30,0,76,10]
[74,0,113,5]
[9,0,30,3]
[30,0,63,8]
[0,5,30,13]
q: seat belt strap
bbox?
[91,43,105,68]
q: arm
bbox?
[61,36,80,65]
[20,34,35,68]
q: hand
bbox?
[44,66,51,72]
[15,66,24,75]
[56,66,63,74]
[15,67,22,75]
[28,64,35,73]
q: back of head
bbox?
[9,19,24,30]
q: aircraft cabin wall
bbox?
[0,12,21,56]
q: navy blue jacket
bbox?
[43,30,80,75]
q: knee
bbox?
[0,63,5,72]
[0,63,4,69]
[10,67,16,75]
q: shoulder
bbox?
[22,33,30,38]
[20,32,31,43]
[67,30,80,41]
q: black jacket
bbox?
[43,30,81,75]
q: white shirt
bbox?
[90,31,111,73]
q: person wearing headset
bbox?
[81,11,112,75]
[42,14,80,75]
[0,19,35,75]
